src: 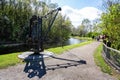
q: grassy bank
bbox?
[0,40,93,69]
[47,41,93,54]
[0,52,22,69]
[73,36,92,41]
[94,44,112,74]
[94,44,120,80]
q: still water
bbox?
[65,38,85,45]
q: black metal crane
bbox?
[28,7,61,54]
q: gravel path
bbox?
[0,41,116,80]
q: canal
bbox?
[64,37,85,45]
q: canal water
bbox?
[64,38,85,45]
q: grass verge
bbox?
[94,44,120,80]
[0,52,22,69]
[0,41,93,69]
[73,36,92,41]
[47,41,93,54]
[94,44,112,74]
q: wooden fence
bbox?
[103,43,120,71]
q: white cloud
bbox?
[61,6,102,27]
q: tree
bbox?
[82,19,91,32]
[77,24,86,36]
[0,0,72,44]
[100,0,120,50]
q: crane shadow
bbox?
[23,54,46,78]
[46,55,87,71]
[23,54,86,78]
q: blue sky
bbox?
[51,0,102,9]
[51,0,103,27]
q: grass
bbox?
[94,44,120,80]
[73,36,92,41]
[0,52,22,69]
[94,44,112,74]
[47,41,93,54]
[0,40,93,69]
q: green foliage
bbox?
[71,18,99,37]
[94,44,112,74]
[100,0,120,50]
[86,32,100,37]
[0,0,32,41]
[0,0,72,43]
[46,15,72,43]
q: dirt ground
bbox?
[0,41,116,80]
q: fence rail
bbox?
[103,43,120,71]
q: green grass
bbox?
[94,44,120,80]
[47,41,93,54]
[0,52,21,69]
[73,36,92,41]
[94,44,112,74]
[0,40,93,69]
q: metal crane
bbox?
[28,7,61,54]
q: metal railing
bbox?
[103,43,120,71]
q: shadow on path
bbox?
[23,54,46,78]
[46,55,87,70]
[23,54,86,79]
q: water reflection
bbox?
[65,38,85,45]
[44,38,85,49]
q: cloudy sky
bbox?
[51,0,103,27]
